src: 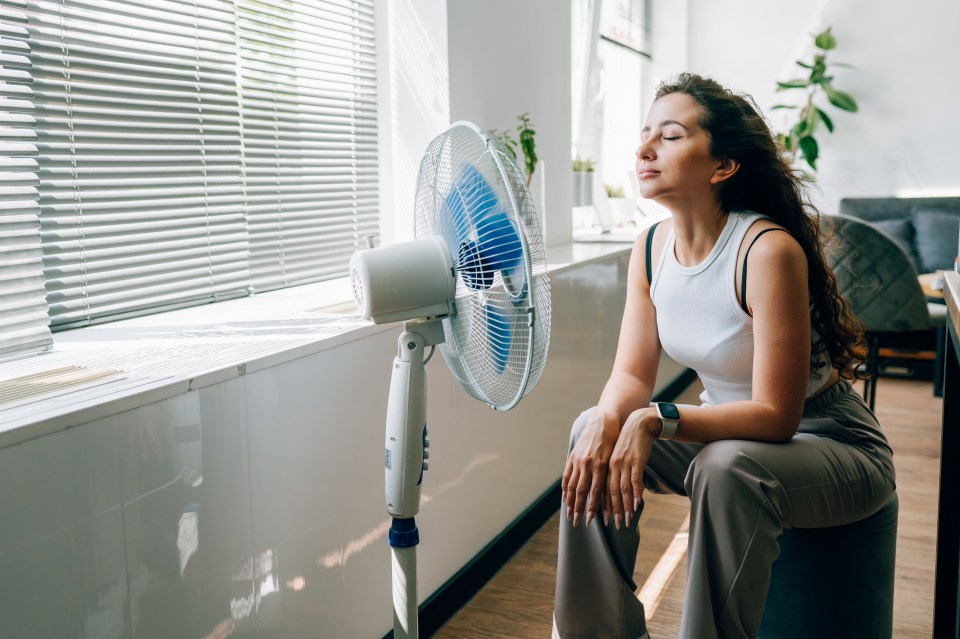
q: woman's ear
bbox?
[709,157,740,185]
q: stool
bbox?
[760,493,899,639]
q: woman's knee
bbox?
[684,440,775,501]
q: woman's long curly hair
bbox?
[655,73,868,380]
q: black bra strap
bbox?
[740,228,790,312]
[645,221,662,286]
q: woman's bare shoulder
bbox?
[738,218,803,261]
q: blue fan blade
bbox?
[486,303,512,374]
[475,211,524,273]
[458,216,524,291]
[446,163,526,296]
[445,163,499,244]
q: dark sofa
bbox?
[838,197,960,274]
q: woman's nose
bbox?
[637,142,653,160]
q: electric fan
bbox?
[350,121,551,638]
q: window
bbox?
[0,0,378,357]
[571,0,652,232]
[597,0,650,202]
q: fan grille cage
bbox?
[414,123,551,410]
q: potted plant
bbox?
[604,183,633,227]
[494,113,538,187]
[773,26,858,174]
[573,156,595,206]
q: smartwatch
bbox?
[655,402,680,440]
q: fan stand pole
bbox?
[391,538,419,639]
[385,320,444,639]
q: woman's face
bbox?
[635,92,726,205]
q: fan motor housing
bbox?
[350,236,456,324]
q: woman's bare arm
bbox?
[668,227,811,443]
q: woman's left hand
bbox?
[607,407,660,529]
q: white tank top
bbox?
[650,211,832,406]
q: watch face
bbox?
[659,403,680,420]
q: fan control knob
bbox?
[423,450,430,459]
[422,461,430,471]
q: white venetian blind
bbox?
[0,0,53,357]
[237,0,379,291]
[2,0,379,351]
[27,0,250,330]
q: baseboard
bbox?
[381,367,697,638]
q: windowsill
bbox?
[0,239,636,449]
[573,226,644,243]
[571,205,669,244]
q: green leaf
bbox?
[494,129,518,160]
[796,60,814,69]
[824,85,858,112]
[799,135,819,169]
[777,79,811,90]
[816,108,834,132]
[814,28,836,50]
[806,107,821,132]
[778,135,797,161]
[771,104,798,110]
[832,61,856,69]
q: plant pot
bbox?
[573,170,594,207]
[607,197,635,227]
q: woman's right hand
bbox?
[562,409,621,528]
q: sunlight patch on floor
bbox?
[638,513,689,620]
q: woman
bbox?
[553,73,895,639]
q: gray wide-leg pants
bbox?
[553,380,895,639]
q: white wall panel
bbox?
[0,416,128,638]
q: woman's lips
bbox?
[638,169,660,180]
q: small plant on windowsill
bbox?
[773,26,858,175]
[573,156,595,207]
[604,183,624,198]
[493,113,538,187]
[604,183,635,229]
[573,156,595,173]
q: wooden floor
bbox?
[433,376,943,638]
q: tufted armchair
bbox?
[820,213,947,410]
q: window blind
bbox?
[2,0,379,350]
[0,0,53,357]
[25,0,250,330]
[237,0,379,291]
